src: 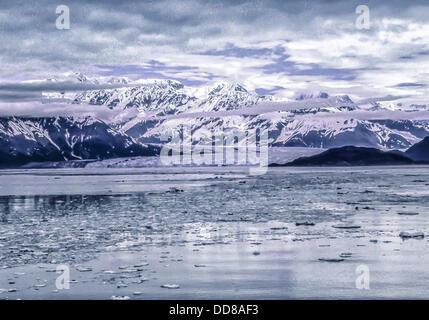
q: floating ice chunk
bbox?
[118,265,132,270]
[332,224,361,229]
[399,232,424,239]
[397,212,419,216]
[318,258,344,262]
[339,253,353,258]
[295,221,315,226]
[121,268,140,273]
[111,295,130,300]
[133,291,143,296]
[161,284,180,289]
[134,263,149,267]
[76,265,92,272]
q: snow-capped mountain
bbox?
[127,114,428,150]
[198,82,271,112]
[364,101,429,112]
[73,79,192,115]
[291,92,357,114]
[2,74,429,166]
[67,76,429,151]
[0,117,158,165]
[46,72,131,85]
[265,118,427,149]
[295,92,330,100]
[73,80,271,115]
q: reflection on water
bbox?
[1,167,429,298]
[1,167,429,269]
[0,197,9,223]
[0,193,148,222]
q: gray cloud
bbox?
[356,95,412,104]
[1,0,428,67]
[0,80,142,103]
[0,81,137,93]
[296,109,429,122]
[392,82,427,88]
[1,0,429,109]
[0,101,118,119]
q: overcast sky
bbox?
[1,0,429,109]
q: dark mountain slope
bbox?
[281,146,415,166]
[406,136,429,162]
[0,117,159,166]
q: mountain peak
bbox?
[156,79,184,90]
[406,135,429,161]
[334,94,354,104]
[209,82,248,95]
[74,72,89,82]
[295,91,330,101]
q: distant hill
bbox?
[405,136,429,162]
[280,146,416,166]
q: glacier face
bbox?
[1,75,429,165]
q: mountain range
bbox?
[1,73,429,166]
[69,75,429,150]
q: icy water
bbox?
[1,166,429,299]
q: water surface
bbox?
[0,166,429,299]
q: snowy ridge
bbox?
[73,76,426,150]
[2,74,429,165]
[0,116,159,165]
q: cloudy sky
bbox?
[1,0,429,109]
